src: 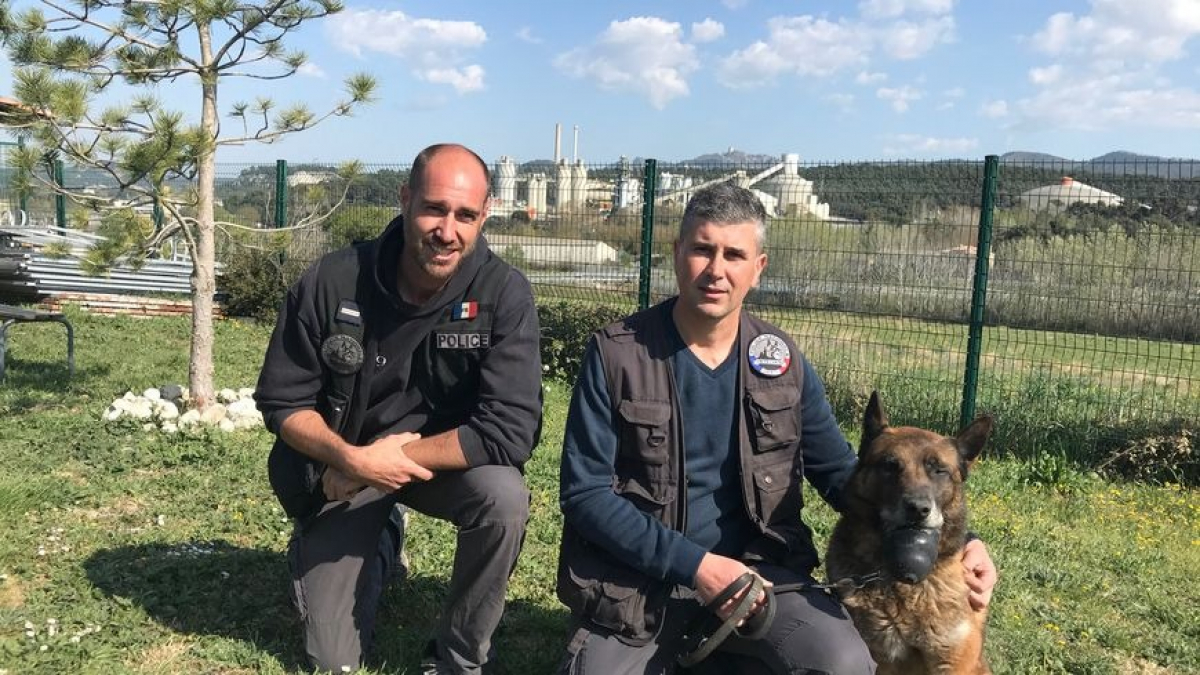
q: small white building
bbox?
[1020,177,1123,212]
[487,234,619,266]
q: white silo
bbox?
[495,156,517,206]
[553,160,571,208]
[528,173,548,215]
[570,160,588,207]
[616,177,641,209]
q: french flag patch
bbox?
[452,301,478,320]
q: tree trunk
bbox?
[189,24,219,410]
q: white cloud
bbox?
[297,62,326,79]
[327,9,487,94]
[717,4,955,89]
[980,99,1009,118]
[859,0,956,20]
[692,18,726,43]
[1017,72,1200,131]
[883,134,979,155]
[718,16,871,86]
[555,17,698,109]
[423,65,486,94]
[856,70,888,84]
[1032,0,1200,63]
[877,85,923,112]
[1018,0,1200,132]
[1028,64,1063,85]
[516,26,542,45]
[879,16,956,59]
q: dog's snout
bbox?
[905,496,933,522]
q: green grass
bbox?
[0,309,1197,673]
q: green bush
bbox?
[219,246,295,321]
[538,300,630,381]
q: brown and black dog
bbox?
[826,391,993,675]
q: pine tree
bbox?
[0,0,375,409]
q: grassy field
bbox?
[0,309,1197,674]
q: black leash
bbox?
[676,571,883,667]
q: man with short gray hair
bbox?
[555,181,995,673]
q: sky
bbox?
[3,0,1200,164]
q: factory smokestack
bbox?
[573,124,580,162]
[554,123,562,163]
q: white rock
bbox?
[122,391,136,401]
[218,418,236,433]
[127,401,154,420]
[104,407,122,421]
[238,387,255,399]
[178,410,202,427]
[142,423,155,431]
[154,400,180,420]
[161,422,178,434]
[200,403,228,426]
[143,388,161,400]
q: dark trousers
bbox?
[558,564,875,675]
[288,465,530,673]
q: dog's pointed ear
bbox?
[955,415,993,475]
[861,391,889,455]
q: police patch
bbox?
[748,333,791,377]
[321,334,364,374]
[436,332,491,350]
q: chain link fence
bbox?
[3,152,1197,471]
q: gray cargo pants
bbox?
[288,465,530,673]
[558,564,875,675]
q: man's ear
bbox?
[400,184,411,210]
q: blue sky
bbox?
[5,0,1200,163]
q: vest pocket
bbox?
[753,457,803,526]
[616,400,675,504]
[747,387,800,453]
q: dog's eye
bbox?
[876,457,901,473]
[926,459,949,475]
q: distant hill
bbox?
[681,149,779,166]
[1001,150,1199,179]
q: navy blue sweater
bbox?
[559,323,857,588]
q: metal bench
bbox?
[0,303,75,382]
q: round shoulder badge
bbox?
[321,334,365,375]
[748,333,791,377]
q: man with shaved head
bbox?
[257,143,543,674]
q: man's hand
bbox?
[339,432,434,494]
[694,553,771,623]
[961,537,997,611]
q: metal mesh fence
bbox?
[2,152,1197,463]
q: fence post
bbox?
[274,159,288,228]
[53,158,66,229]
[16,137,27,216]
[638,159,658,310]
[960,155,999,428]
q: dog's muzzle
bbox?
[883,526,940,583]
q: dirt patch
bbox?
[1113,654,1176,674]
[0,574,25,609]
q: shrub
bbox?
[538,300,630,381]
[1099,427,1197,485]
[219,246,295,321]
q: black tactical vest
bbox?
[557,301,815,642]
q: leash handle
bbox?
[676,572,763,667]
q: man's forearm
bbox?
[279,409,356,470]
[404,428,469,471]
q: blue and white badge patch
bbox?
[748,333,791,377]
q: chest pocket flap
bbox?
[617,399,671,466]
[747,386,800,453]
